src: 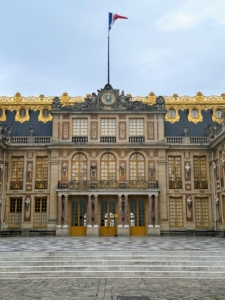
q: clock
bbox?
[101,92,116,106]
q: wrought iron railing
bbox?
[72,136,88,143]
[10,181,23,190]
[194,181,208,189]
[129,136,145,143]
[100,137,116,143]
[169,180,182,189]
[58,180,158,190]
[35,181,48,189]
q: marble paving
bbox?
[0,236,225,252]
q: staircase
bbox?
[0,251,225,278]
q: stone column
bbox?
[148,194,153,226]
[125,195,129,226]
[155,194,159,226]
[95,194,98,225]
[57,195,61,227]
[63,195,68,227]
[88,195,92,226]
[118,195,122,225]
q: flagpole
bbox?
[108,30,110,84]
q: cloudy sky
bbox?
[0,0,224,97]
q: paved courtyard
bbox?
[0,236,225,251]
[1,236,225,299]
[0,278,225,300]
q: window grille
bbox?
[129,153,145,180]
[129,119,144,136]
[34,198,47,227]
[169,197,183,227]
[195,197,209,227]
[9,198,22,227]
[11,157,24,181]
[73,119,88,136]
[101,119,116,136]
[72,153,87,180]
[101,153,116,180]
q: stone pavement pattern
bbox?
[0,278,225,300]
[1,236,225,251]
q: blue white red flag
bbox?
[109,12,128,31]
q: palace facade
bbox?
[0,84,225,237]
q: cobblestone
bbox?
[0,278,225,299]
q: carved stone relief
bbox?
[147,122,154,139]
[26,161,32,182]
[24,196,31,221]
[186,196,193,221]
[62,122,69,140]
[119,122,126,139]
[91,122,98,139]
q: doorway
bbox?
[100,197,117,236]
[70,197,87,236]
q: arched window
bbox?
[129,153,145,180]
[100,153,116,180]
[71,153,87,180]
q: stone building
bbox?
[0,84,224,237]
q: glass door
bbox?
[100,198,117,236]
[70,197,87,236]
[130,198,146,236]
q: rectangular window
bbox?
[9,198,22,227]
[11,157,24,181]
[194,156,206,180]
[34,198,47,227]
[195,197,209,227]
[73,119,88,136]
[194,156,207,189]
[36,157,48,181]
[168,156,182,189]
[101,119,116,136]
[169,197,183,227]
[129,119,144,136]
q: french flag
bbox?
[109,12,128,31]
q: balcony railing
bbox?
[58,180,158,190]
[129,136,145,143]
[35,181,48,189]
[194,181,208,189]
[166,136,208,145]
[10,181,23,190]
[100,137,116,143]
[72,136,88,143]
[11,136,52,144]
[169,180,182,189]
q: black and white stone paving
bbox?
[0,236,225,251]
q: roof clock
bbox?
[101,92,116,106]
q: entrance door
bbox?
[130,198,146,236]
[70,197,87,236]
[100,198,117,236]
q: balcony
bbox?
[72,136,88,143]
[194,181,208,189]
[169,180,182,189]
[129,136,145,143]
[100,137,116,143]
[11,136,52,144]
[166,136,208,145]
[58,180,158,190]
[35,181,48,189]
[10,181,23,190]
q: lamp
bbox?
[183,124,188,136]
[29,124,34,136]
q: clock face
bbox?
[101,93,116,106]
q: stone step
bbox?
[1,251,225,257]
[0,270,224,278]
[0,265,225,272]
[0,260,224,266]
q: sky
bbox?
[0,0,224,97]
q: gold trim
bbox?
[212,107,223,124]
[187,107,203,124]
[165,107,180,123]
[15,108,30,123]
[0,108,6,122]
[60,92,84,107]
[38,107,53,123]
